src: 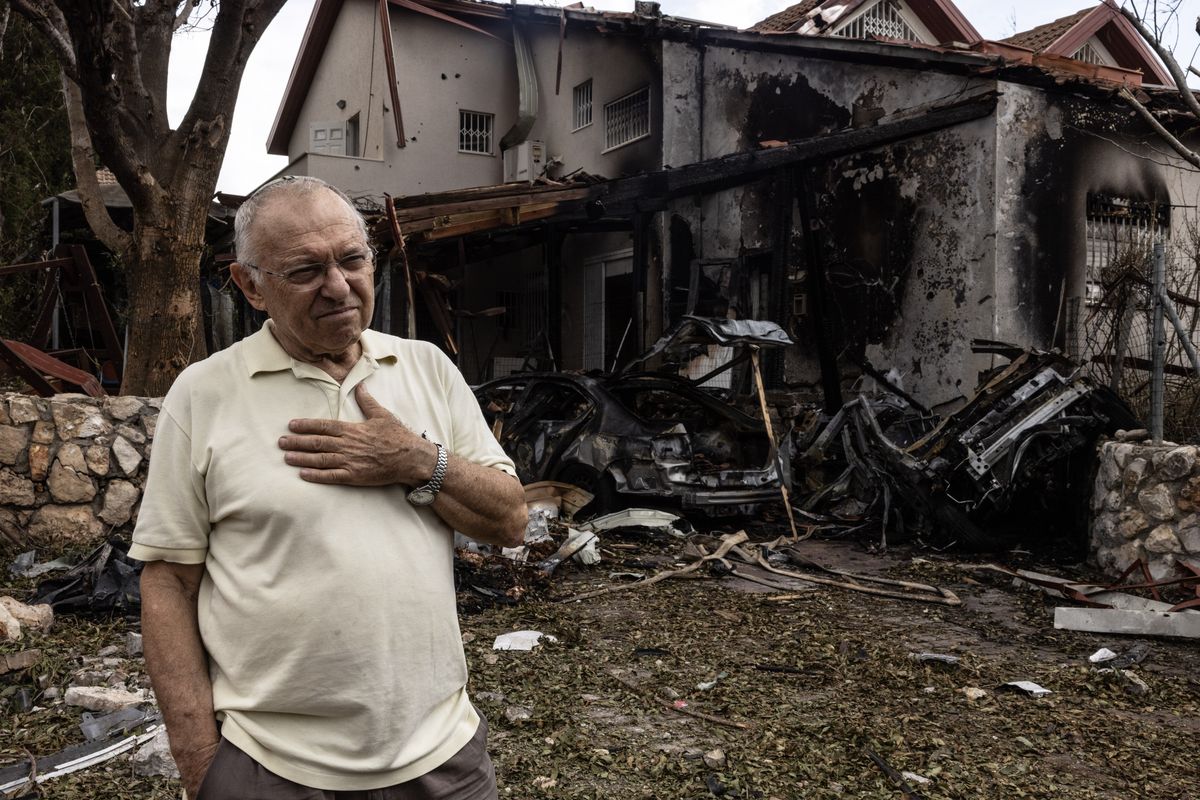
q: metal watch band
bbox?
[419,442,447,496]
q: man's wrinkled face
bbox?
[238,189,375,360]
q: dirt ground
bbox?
[2,528,1199,799]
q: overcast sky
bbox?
[165,0,1200,195]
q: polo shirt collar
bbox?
[242,321,399,379]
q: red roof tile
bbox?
[750,0,824,33]
[999,6,1092,52]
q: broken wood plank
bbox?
[1054,607,1200,639]
[558,531,748,603]
[607,669,753,731]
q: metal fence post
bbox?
[1150,241,1166,443]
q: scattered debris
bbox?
[577,508,689,537]
[0,649,41,676]
[0,596,54,641]
[63,686,150,713]
[1054,607,1200,639]
[33,539,142,614]
[492,630,558,651]
[8,551,74,579]
[607,669,752,731]
[961,687,988,701]
[909,653,959,666]
[1001,681,1052,698]
[702,748,727,769]
[125,632,143,657]
[0,724,163,793]
[1088,648,1118,664]
[863,746,928,800]
[130,727,179,778]
[504,705,533,723]
[80,707,156,742]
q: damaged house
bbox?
[258,0,1200,419]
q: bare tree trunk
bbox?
[120,193,209,396]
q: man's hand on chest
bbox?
[278,383,438,487]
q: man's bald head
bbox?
[234,176,368,282]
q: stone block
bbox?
[48,461,96,503]
[1159,447,1196,481]
[1179,524,1200,554]
[0,469,36,506]
[1122,458,1147,493]
[64,686,148,712]
[27,444,50,481]
[51,401,111,440]
[1116,508,1150,540]
[0,597,53,632]
[85,445,110,476]
[1177,476,1200,513]
[1104,490,1123,512]
[0,424,29,465]
[126,632,143,657]
[115,423,146,444]
[0,508,22,550]
[104,396,144,421]
[0,401,8,425]
[0,603,20,641]
[7,396,40,425]
[27,504,105,548]
[1097,452,1122,491]
[1144,524,1183,554]
[1111,442,1134,469]
[142,412,158,438]
[1138,484,1176,522]
[112,436,142,476]
[56,442,86,471]
[99,480,140,526]
[133,728,179,778]
[1147,555,1178,581]
[31,420,55,444]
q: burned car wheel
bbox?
[555,464,621,517]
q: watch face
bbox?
[408,487,436,506]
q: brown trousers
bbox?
[195,718,497,800]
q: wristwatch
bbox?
[407,441,447,506]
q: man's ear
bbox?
[230,262,268,311]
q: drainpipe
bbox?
[499,23,539,151]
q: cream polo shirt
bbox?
[129,324,517,791]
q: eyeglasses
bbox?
[246,250,375,290]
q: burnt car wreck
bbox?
[798,343,1138,549]
[476,317,793,517]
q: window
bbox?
[459,110,494,155]
[346,114,360,158]
[573,79,593,131]
[603,87,650,152]
[835,1,921,42]
[1085,195,1170,307]
[1073,40,1113,66]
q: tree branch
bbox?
[0,5,11,55]
[61,73,132,254]
[8,0,77,79]
[1118,86,1200,170]
[1119,5,1200,119]
[174,0,194,32]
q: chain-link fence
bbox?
[1078,199,1200,443]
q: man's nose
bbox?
[318,261,353,297]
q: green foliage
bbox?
[0,12,73,338]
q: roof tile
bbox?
[999,6,1093,52]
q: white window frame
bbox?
[458,110,495,156]
[573,79,593,132]
[602,86,651,154]
[1073,37,1117,67]
[831,0,935,44]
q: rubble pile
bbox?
[1091,434,1200,578]
[0,393,157,552]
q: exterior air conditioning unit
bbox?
[502,140,545,183]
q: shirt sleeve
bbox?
[128,397,211,564]
[436,347,519,479]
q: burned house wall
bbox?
[0,394,156,553]
[992,82,1200,363]
[665,44,1002,406]
[559,231,638,372]
[1092,440,1200,579]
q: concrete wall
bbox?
[287,0,661,198]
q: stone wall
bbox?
[1091,438,1200,579]
[0,393,158,552]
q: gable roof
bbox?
[750,0,982,44]
[999,1,1172,85]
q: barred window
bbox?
[603,86,650,152]
[573,79,593,131]
[1073,41,1109,66]
[459,110,494,155]
[835,1,921,42]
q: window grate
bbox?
[603,87,650,152]
[573,79,593,131]
[1073,41,1107,65]
[835,2,920,42]
[459,110,494,155]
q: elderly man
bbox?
[130,176,526,799]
